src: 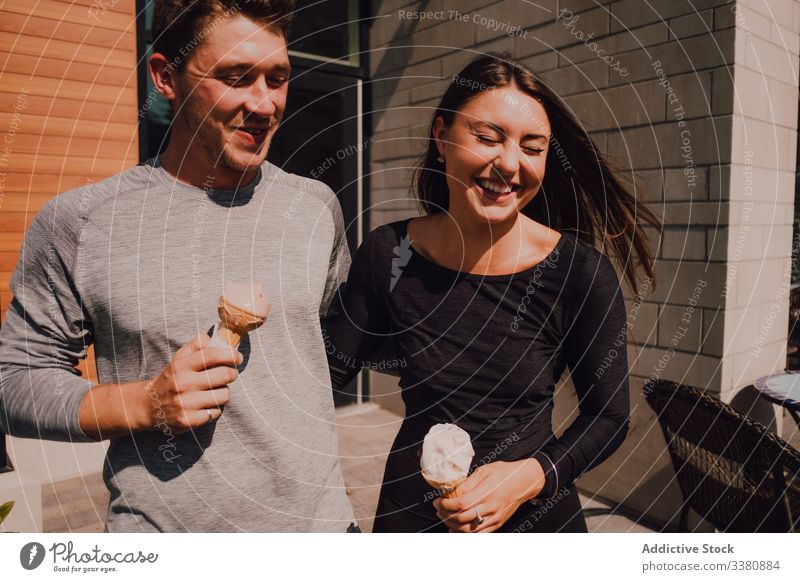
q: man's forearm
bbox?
[78,381,150,441]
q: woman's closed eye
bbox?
[475,134,544,155]
[475,134,500,145]
[522,147,545,155]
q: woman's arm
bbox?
[532,251,630,499]
[322,229,392,392]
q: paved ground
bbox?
[38,404,798,533]
[336,403,657,533]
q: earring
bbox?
[437,155,444,163]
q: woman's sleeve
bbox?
[322,229,392,393]
[532,252,630,499]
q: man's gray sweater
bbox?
[0,158,357,532]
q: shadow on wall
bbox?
[370,0,434,130]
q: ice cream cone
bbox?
[422,472,466,498]
[420,423,474,501]
[210,281,269,349]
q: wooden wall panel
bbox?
[0,52,135,87]
[0,0,140,380]
[0,32,134,69]
[0,92,138,124]
[2,0,133,33]
[0,12,135,49]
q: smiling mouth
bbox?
[474,177,520,197]
[237,127,269,137]
[233,124,274,148]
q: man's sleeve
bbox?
[319,189,352,320]
[0,197,96,442]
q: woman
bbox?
[324,53,660,532]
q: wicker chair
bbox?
[788,283,800,370]
[644,379,800,532]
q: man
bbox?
[0,0,358,532]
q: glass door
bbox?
[269,67,363,407]
[269,67,362,256]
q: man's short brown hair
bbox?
[152,0,296,70]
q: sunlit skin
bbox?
[408,84,562,532]
[408,84,561,277]
[148,15,290,189]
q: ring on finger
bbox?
[205,409,214,422]
[473,505,485,525]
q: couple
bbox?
[0,0,659,533]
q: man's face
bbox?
[170,15,290,174]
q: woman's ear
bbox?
[432,115,447,160]
[148,52,178,102]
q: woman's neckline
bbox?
[402,217,567,282]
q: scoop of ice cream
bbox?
[223,281,269,318]
[420,423,474,484]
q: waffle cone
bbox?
[212,296,269,348]
[422,472,466,498]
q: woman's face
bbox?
[433,83,550,225]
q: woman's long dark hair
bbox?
[414,52,661,296]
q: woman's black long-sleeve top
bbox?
[323,219,630,520]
